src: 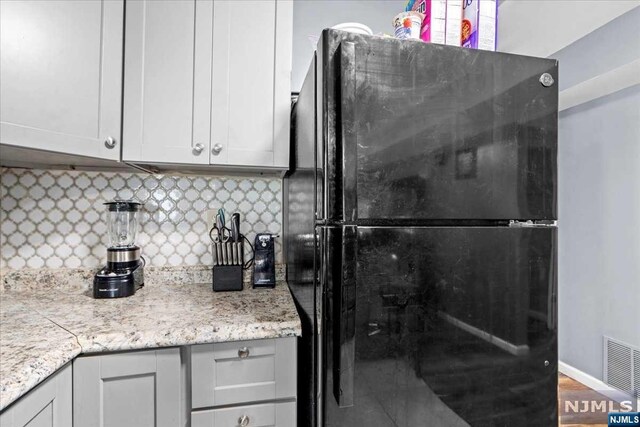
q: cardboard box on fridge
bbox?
[444,0,463,46]
[461,0,497,50]
[405,0,447,44]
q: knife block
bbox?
[212,265,243,292]
[211,239,245,292]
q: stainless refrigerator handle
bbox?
[332,225,357,408]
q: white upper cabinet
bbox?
[0,0,123,161]
[122,0,213,165]
[210,0,292,168]
[123,0,292,170]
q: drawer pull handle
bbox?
[238,347,250,359]
[238,415,250,426]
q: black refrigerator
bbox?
[284,29,558,427]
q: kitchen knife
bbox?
[231,243,237,265]
[231,213,240,242]
[222,242,228,265]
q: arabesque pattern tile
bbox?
[0,168,282,269]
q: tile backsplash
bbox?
[0,168,282,270]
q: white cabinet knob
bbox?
[211,143,223,155]
[192,143,205,155]
[104,137,117,149]
[238,347,250,358]
[238,415,250,426]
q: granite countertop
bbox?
[0,266,301,411]
[0,296,82,413]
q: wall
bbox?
[498,2,640,384]
[0,168,282,270]
[292,0,406,91]
[551,8,640,381]
[557,86,640,378]
[497,0,639,58]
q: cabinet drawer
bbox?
[191,338,296,408]
[191,401,295,427]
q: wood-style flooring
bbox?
[559,374,608,427]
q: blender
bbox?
[93,200,144,298]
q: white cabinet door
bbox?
[122,0,213,165]
[0,0,123,161]
[0,364,72,427]
[210,0,292,168]
[73,348,184,427]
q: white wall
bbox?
[292,0,406,91]
[551,7,640,381]
[558,86,640,377]
[500,2,640,384]
[497,0,639,57]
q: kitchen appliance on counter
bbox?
[253,233,276,288]
[93,201,144,299]
[284,29,558,426]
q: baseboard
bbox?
[559,361,636,403]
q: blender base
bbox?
[93,262,144,298]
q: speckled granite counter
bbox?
[0,296,81,412]
[0,266,300,411]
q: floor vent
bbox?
[634,348,640,393]
[604,336,638,392]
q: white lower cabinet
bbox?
[191,338,296,408]
[0,364,72,427]
[191,337,297,426]
[72,348,186,427]
[1,338,296,427]
[191,401,296,427]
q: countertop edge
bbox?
[1,317,302,411]
[1,279,302,412]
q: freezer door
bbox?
[320,30,557,222]
[323,226,557,426]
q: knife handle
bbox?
[231,213,241,242]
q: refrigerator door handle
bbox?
[331,40,357,408]
[332,225,357,407]
[340,40,358,223]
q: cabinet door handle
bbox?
[104,137,117,149]
[192,143,205,155]
[238,347,250,358]
[211,143,223,155]
[238,415,250,426]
